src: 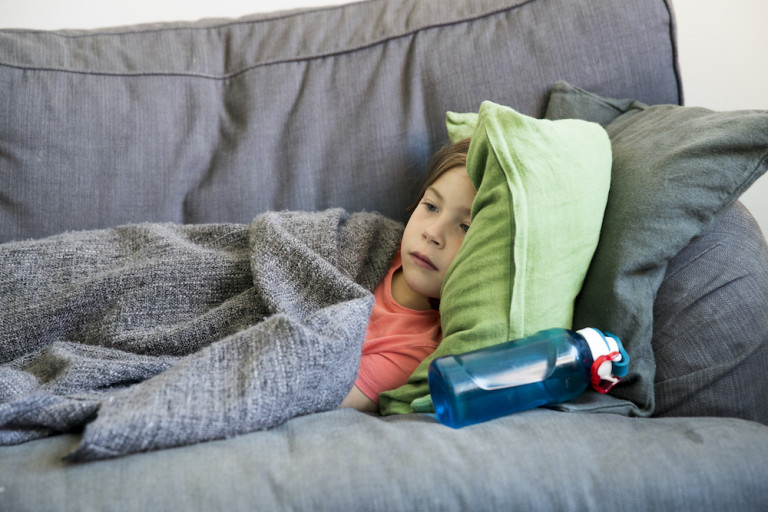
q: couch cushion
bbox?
[2,409,768,511]
[545,80,768,416]
[0,0,681,242]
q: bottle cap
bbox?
[577,327,630,394]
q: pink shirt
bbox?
[354,253,441,403]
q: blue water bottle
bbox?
[428,327,629,428]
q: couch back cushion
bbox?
[0,0,681,242]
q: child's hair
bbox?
[408,137,471,212]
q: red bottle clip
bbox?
[591,351,622,394]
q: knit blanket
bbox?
[0,209,402,461]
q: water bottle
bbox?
[428,327,629,428]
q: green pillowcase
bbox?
[379,101,612,415]
[543,81,768,415]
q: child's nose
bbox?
[423,220,445,246]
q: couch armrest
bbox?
[653,201,768,424]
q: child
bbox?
[340,138,475,412]
[0,138,474,451]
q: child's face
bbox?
[399,165,476,304]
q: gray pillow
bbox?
[545,81,768,416]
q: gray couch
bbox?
[1,0,767,510]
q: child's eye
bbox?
[422,202,438,213]
[460,223,470,233]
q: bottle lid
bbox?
[577,327,630,394]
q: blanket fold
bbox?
[0,209,402,461]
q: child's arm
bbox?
[339,385,378,413]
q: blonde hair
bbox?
[408,137,471,213]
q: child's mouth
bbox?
[410,251,438,271]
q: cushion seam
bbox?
[0,0,538,80]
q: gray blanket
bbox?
[0,209,403,461]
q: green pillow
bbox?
[543,81,768,415]
[379,101,612,414]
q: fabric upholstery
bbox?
[653,202,768,424]
[4,0,768,510]
[1,409,767,511]
[0,0,681,242]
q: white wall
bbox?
[2,0,766,235]
[672,0,768,236]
